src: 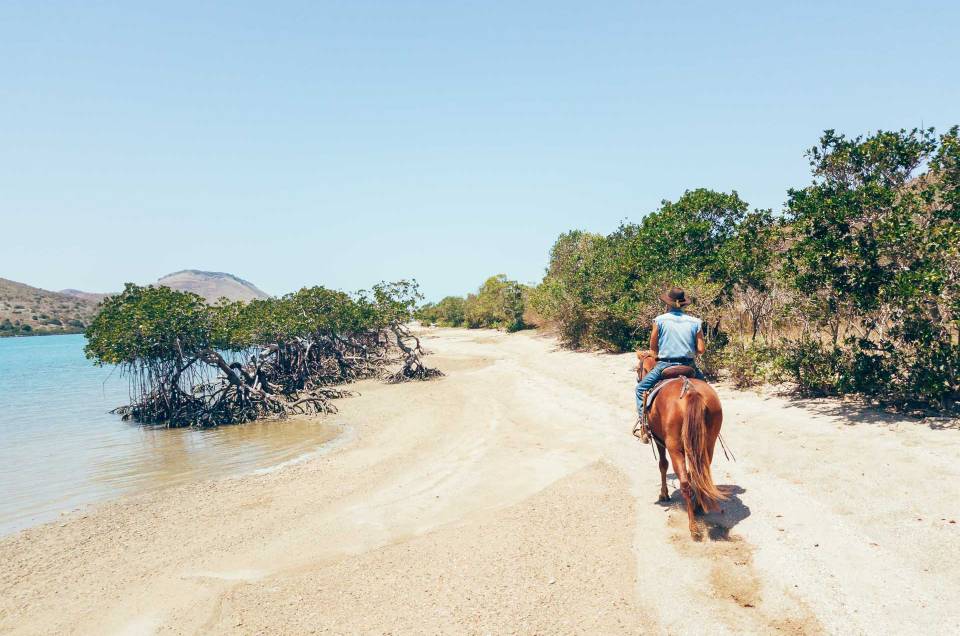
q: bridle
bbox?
[636,350,655,381]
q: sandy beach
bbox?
[2,327,959,635]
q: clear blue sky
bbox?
[2,1,957,300]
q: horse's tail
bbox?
[682,383,726,510]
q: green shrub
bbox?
[461,275,528,332]
[522,126,959,411]
[423,296,466,327]
[723,341,777,388]
[776,340,843,396]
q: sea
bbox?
[0,334,339,536]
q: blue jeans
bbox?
[635,361,704,415]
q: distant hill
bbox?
[1,270,270,337]
[157,270,270,303]
[0,278,101,337]
[59,289,110,304]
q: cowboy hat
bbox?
[659,286,693,308]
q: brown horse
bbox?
[637,350,726,540]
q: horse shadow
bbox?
[656,481,749,541]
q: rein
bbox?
[717,433,736,462]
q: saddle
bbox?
[644,366,697,409]
[661,365,696,380]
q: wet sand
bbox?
[1,328,959,634]
[1,414,339,536]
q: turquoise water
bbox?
[0,334,338,536]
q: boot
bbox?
[633,392,651,444]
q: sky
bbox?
[1,1,958,301]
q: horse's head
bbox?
[636,349,656,381]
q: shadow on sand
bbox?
[782,394,959,431]
[657,481,750,541]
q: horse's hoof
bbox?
[658,494,670,503]
[690,527,703,541]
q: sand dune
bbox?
[1,328,958,634]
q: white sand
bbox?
[2,328,958,635]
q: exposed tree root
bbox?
[112,327,439,427]
[386,324,444,384]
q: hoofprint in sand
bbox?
[1,328,958,634]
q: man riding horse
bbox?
[634,287,706,443]
[633,287,726,540]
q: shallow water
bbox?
[0,334,338,536]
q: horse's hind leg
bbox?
[656,441,670,502]
[667,446,702,540]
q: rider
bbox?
[634,287,706,443]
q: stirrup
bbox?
[633,416,650,444]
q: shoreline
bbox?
[5,418,344,538]
[2,328,958,634]
[0,415,341,539]
[0,329,86,339]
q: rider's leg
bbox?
[635,362,670,414]
[634,362,671,443]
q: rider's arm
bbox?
[649,322,659,356]
[696,329,706,355]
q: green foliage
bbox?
[523,127,959,411]
[776,340,844,396]
[529,191,744,351]
[722,341,778,389]
[416,296,467,327]
[785,128,938,323]
[637,188,749,286]
[418,275,528,333]
[526,231,606,348]
[85,284,211,365]
[463,275,527,332]
[782,128,959,408]
[84,280,435,427]
[435,295,466,326]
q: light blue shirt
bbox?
[654,310,701,359]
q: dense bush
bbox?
[85,280,440,427]
[524,127,959,411]
[410,127,957,411]
[418,275,529,332]
[781,127,960,409]
[528,189,747,351]
[723,341,779,389]
[464,275,527,332]
[415,296,467,327]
